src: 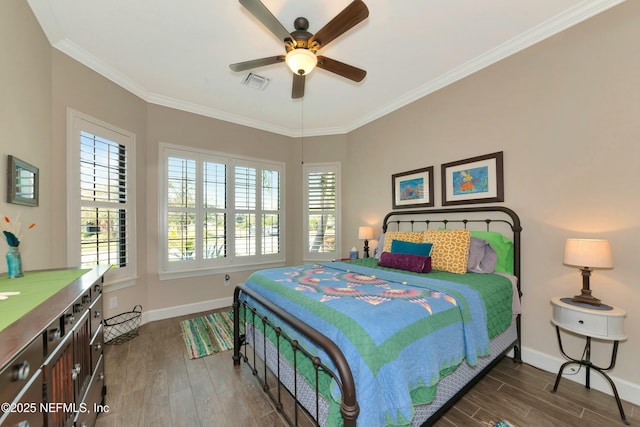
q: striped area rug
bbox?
[180,311,235,359]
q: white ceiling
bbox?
[28,0,624,137]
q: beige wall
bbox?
[3,0,638,405]
[0,0,52,270]
[50,50,150,313]
[344,0,640,393]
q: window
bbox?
[67,110,136,288]
[160,144,284,278]
[303,163,341,261]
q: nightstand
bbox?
[550,296,628,425]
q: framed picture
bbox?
[441,151,503,206]
[7,155,39,207]
[392,166,434,209]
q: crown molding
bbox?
[345,0,627,134]
[32,0,626,137]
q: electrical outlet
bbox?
[109,296,118,309]
[224,274,230,286]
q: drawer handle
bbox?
[94,284,101,293]
[99,372,105,382]
[12,361,30,381]
[66,313,75,324]
[72,363,81,381]
[94,310,102,318]
[94,343,102,352]
[49,328,61,341]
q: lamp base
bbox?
[572,290,601,306]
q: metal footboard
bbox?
[233,284,359,427]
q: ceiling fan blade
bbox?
[308,0,368,49]
[292,73,305,99]
[239,0,293,44]
[229,55,285,72]
[316,56,366,82]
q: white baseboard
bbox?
[140,296,234,325]
[522,346,640,407]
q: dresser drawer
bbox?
[90,294,103,339]
[0,335,44,412]
[0,369,44,427]
[90,325,104,374]
[74,355,105,427]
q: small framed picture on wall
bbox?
[392,166,434,209]
[441,151,504,206]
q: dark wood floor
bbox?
[94,310,638,427]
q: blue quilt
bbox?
[241,262,493,427]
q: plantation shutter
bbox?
[304,163,340,260]
[166,156,197,261]
[234,165,257,256]
[79,131,129,269]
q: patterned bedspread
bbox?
[240,261,512,427]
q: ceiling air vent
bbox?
[241,72,270,91]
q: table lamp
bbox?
[563,238,613,306]
[358,226,374,258]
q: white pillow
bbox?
[374,233,385,259]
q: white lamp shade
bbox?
[563,238,613,268]
[285,49,317,75]
[358,226,374,240]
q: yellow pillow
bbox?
[423,229,471,274]
[382,231,424,253]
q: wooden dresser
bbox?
[0,266,110,427]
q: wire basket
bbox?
[103,305,142,345]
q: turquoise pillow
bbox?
[390,240,433,257]
[470,231,514,274]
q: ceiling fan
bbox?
[230,0,369,99]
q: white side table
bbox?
[550,296,628,425]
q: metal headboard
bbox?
[382,206,522,287]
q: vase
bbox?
[6,246,23,278]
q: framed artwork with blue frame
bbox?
[441,151,504,206]
[392,166,434,209]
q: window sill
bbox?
[158,261,286,281]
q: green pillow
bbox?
[470,231,514,275]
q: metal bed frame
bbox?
[233,206,522,427]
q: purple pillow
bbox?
[378,252,432,273]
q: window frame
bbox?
[302,162,341,262]
[66,109,137,290]
[158,143,285,280]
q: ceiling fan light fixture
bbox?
[285,48,317,76]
